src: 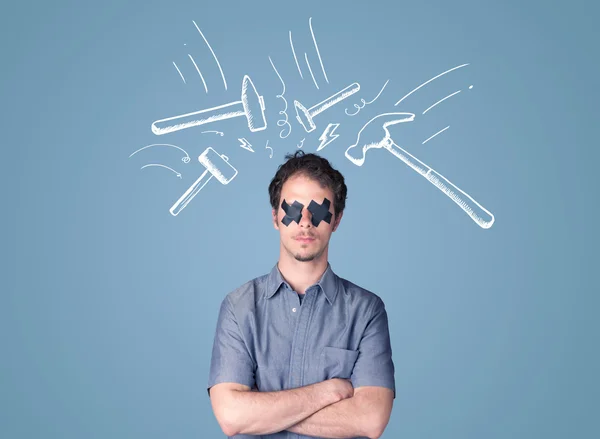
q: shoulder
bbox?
[337,275,386,314]
[220,272,270,312]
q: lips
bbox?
[296,236,315,242]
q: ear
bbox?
[272,208,279,230]
[332,211,343,232]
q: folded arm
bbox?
[285,385,394,439]
[209,380,343,436]
[207,294,396,438]
[286,297,396,439]
[207,297,349,436]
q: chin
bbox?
[294,253,317,262]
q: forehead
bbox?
[280,174,333,205]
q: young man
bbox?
[207,151,395,439]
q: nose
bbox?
[299,206,313,227]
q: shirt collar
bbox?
[265,262,339,305]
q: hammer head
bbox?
[345,112,415,166]
[294,100,316,132]
[198,147,238,184]
[241,75,267,132]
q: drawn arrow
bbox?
[141,164,182,178]
[129,143,191,163]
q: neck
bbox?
[277,250,329,295]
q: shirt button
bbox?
[292,307,297,312]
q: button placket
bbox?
[288,288,314,393]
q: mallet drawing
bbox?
[170,147,238,216]
[152,75,267,135]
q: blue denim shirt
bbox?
[207,262,396,439]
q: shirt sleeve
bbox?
[350,296,396,399]
[207,296,256,398]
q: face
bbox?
[272,174,342,263]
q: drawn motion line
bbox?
[129,143,191,163]
[394,63,469,106]
[187,54,208,93]
[265,140,273,158]
[346,80,389,116]
[422,126,450,144]
[173,62,186,84]
[268,56,292,139]
[289,31,303,79]
[192,20,227,90]
[305,53,319,89]
[141,164,182,179]
[309,17,329,84]
[423,90,461,114]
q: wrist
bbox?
[320,380,342,405]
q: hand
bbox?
[327,378,354,402]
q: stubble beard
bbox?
[293,241,327,262]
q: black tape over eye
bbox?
[281,200,304,226]
[307,198,333,227]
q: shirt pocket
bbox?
[319,346,359,380]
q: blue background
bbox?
[2,0,598,438]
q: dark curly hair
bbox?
[268,150,347,218]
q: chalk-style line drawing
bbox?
[129,143,191,163]
[297,138,305,148]
[345,112,494,229]
[173,62,186,84]
[187,54,208,93]
[238,138,254,152]
[317,123,340,151]
[151,75,267,135]
[394,63,469,106]
[170,147,238,216]
[422,126,450,144]
[201,130,224,136]
[423,90,461,114]
[345,79,389,116]
[268,56,292,139]
[289,31,304,79]
[265,140,273,158]
[309,17,329,84]
[294,83,360,133]
[141,164,182,179]
[192,20,227,90]
[305,53,319,89]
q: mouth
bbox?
[295,236,315,243]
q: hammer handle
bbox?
[170,168,213,216]
[387,141,495,228]
[152,101,245,135]
[309,83,360,116]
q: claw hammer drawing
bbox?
[345,112,495,229]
